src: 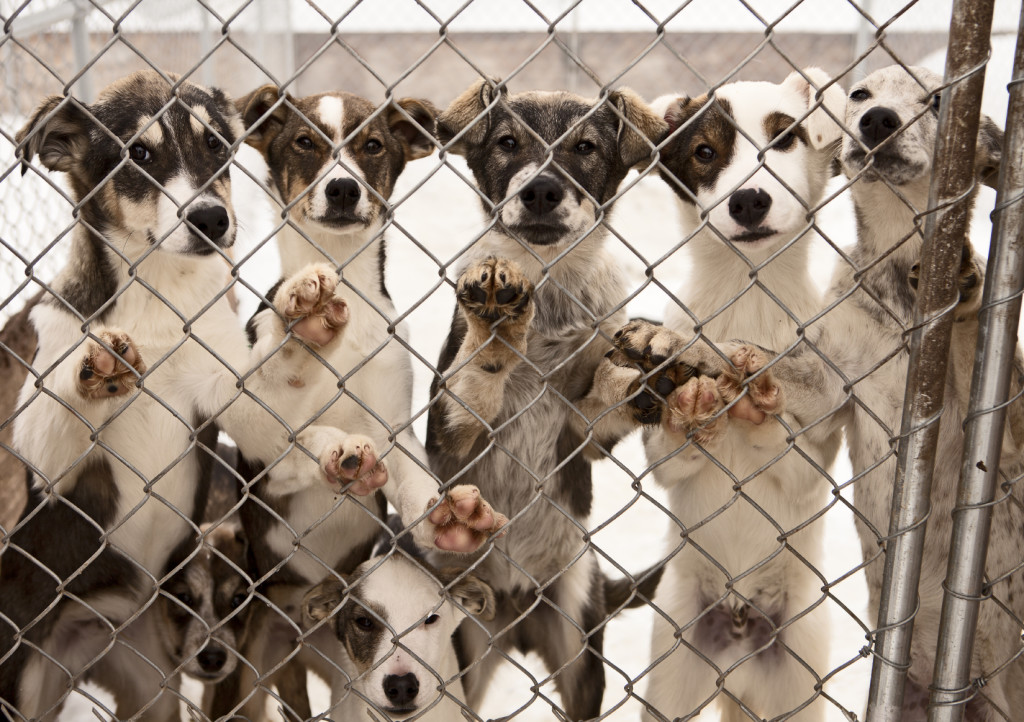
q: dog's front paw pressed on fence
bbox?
[78,329,146,399]
[457,257,533,326]
[277,263,350,346]
[427,485,508,553]
[718,343,783,423]
[908,243,983,322]
[321,434,388,495]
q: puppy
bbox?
[425,79,667,720]
[302,555,496,721]
[603,69,846,721]
[218,87,508,718]
[0,71,355,721]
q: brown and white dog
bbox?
[214,87,508,718]
[0,71,354,722]
[425,79,667,721]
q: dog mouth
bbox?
[381,705,418,717]
[506,221,572,246]
[315,210,371,230]
[730,228,777,243]
[844,148,927,185]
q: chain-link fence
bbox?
[0,0,1022,720]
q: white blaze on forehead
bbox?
[135,115,165,148]
[189,104,213,136]
[316,95,345,143]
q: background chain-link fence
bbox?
[0,0,1022,720]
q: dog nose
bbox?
[383,673,419,707]
[196,645,227,673]
[859,107,902,148]
[186,206,230,242]
[325,178,361,213]
[728,188,772,228]
[519,176,564,216]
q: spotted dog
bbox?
[217,87,507,719]
[0,71,353,721]
[426,79,667,720]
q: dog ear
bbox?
[783,67,846,153]
[607,88,669,169]
[16,95,91,176]
[302,577,348,625]
[976,116,1003,189]
[438,568,496,621]
[389,97,438,161]
[437,78,503,155]
[235,84,290,153]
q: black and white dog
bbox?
[0,71,352,721]
[603,69,846,721]
[213,87,508,718]
[425,78,667,720]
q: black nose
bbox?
[383,673,419,707]
[186,206,230,242]
[518,176,564,216]
[325,178,361,213]
[728,188,772,228]
[859,107,902,148]
[196,645,227,673]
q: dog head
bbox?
[158,522,253,683]
[842,65,1003,193]
[236,86,437,237]
[653,68,845,255]
[16,70,240,256]
[438,79,667,248]
[303,555,495,718]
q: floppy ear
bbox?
[439,568,496,621]
[389,97,438,161]
[16,95,91,175]
[783,67,846,152]
[437,78,503,155]
[302,577,348,626]
[976,116,1003,189]
[607,88,669,169]
[235,84,290,153]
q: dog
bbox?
[0,71,364,721]
[302,554,496,721]
[424,78,668,720]
[598,68,847,721]
[212,86,509,719]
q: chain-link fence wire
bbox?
[0,0,1022,720]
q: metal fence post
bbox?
[928,7,1024,720]
[865,0,997,719]
[70,0,93,102]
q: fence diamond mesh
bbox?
[0,1,1022,721]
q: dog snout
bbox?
[326,177,361,214]
[859,107,902,148]
[186,205,230,243]
[196,644,228,674]
[728,188,771,228]
[518,176,564,216]
[383,672,419,707]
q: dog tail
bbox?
[604,562,664,612]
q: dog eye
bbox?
[354,616,375,630]
[574,140,596,155]
[230,592,248,609]
[128,143,152,163]
[850,88,871,101]
[364,138,383,154]
[772,132,797,151]
[295,136,315,150]
[205,133,225,152]
[694,144,716,163]
[497,136,517,152]
[424,614,440,625]
[174,591,194,607]
[931,93,941,111]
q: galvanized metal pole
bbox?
[866,0,996,719]
[928,7,1024,721]
[70,0,94,102]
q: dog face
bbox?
[236,87,436,236]
[16,71,240,256]
[304,556,495,718]
[654,68,845,255]
[842,64,1002,191]
[438,80,666,247]
[158,524,253,682]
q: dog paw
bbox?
[718,343,783,423]
[78,330,146,399]
[664,375,727,443]
[427,485,508,553]
[909,244,983,321]
[457,257,533,325]
[277,264,349,346]
[321,435,388,496]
